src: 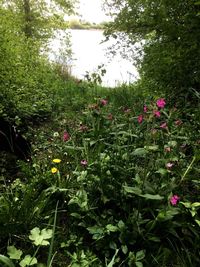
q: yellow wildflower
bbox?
[52,158,61,163]
[51,167,58,174]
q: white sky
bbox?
[76,0,111,23]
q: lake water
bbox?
[49,29,139,87]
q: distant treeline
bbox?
[66,19,110,30]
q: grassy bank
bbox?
[0,76,200,267]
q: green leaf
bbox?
[135,261,143,267]
[0,255,15,267]
[191,202,200,208]
[156,168,168,176]
[87,226,104,240]
[140,194,164,200]
[133,148,148,157]
[19,255,37,267]
[29,227,53,246]
[106,224,118,232]
[144,145,159,151]
[136,250,145,261]
[121,245,128,254]
[123,186,142,196]
[7,246,23,260]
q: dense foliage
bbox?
[0,0,200,266]
[104,0,200,96]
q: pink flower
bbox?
[79,124,88,132]
[107,113,113,120]
[170,195,180,206]
[175,120,182,126]
[153,110,161,117]
[137,114,143,124]
[166,162,174,169]
[143,105,148,113]
[80,160,88,167]
[156,98,166,109]
[63,131,70,142]
[100,99,108,106]
[160,122,167,129]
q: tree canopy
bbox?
[104,0,200,96]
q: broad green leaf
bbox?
[19,255,37,267]
[136,250,145,261]
[106,224,118,232]
[135,261,143,267]
[7,246,23,260]
[29,228,53,246]
[191,202,200,208]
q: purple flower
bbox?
[160,122,167,129]
[63,131,70,142]
[80,160,88,167]
[137,114,143,124]
[156,98,166,109]
[166,162,174,169]
[143,105,148,113]
[170,195,180,206]
[153,110,161,117]
[100,99,108,106]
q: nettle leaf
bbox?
[7,246,23,260]
[29,227,53,246]
[19,255,37,267]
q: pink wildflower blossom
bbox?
[156,98,166,109]
[166,162,174,169]
[170,195,180,206]
[137,114,143,124]
[63,131,70,142]
[160,122,167,129]
[107,113,113,120]
[143,105,148,113]
[100,99,108,106]
[80,160,88,167]
[175,120,182,126]
[153,110,161,117]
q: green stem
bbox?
[180,156,196,183]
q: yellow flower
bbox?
[52,159,61,163]
[51,167,58,174]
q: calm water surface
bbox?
[49,29,139,87]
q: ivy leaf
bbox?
[7,246,23,260]
[19,255,37,267]
[29,227,53,246]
